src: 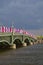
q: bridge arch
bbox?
[0,40,10,48]
[24,38,31,45]
[13,38,22,48]
[30,39,34,45]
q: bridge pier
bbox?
[10,44,16,49]
[22,42,27,47]
[30,41,33,45]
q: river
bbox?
[0,44,43,65]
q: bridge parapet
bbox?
[0,32,37,48]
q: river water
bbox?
[0,44,43,65]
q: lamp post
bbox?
[11,21,16,49]
[11,22,14,44]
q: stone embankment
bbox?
[37,36,43,44]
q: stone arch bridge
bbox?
[0,32,37,49]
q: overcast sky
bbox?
[0,0,43,30]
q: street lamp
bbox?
[11,21,14,44]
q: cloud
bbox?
[0,0,43,29]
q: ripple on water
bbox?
[0,44,43,65]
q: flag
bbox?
[2,26,5,32]
[10,27,12,32]
[20,29,23,33]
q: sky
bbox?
[0,0,43,30]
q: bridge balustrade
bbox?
[0,31,37,49]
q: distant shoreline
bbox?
[26,29,43,35]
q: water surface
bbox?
[0,44,43,65]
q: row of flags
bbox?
[0,26,36,39]
[0,26,12,32]
[0,26,29,34]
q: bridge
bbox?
[0,26,37,49]
[0,32,37,49]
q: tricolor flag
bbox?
[10,27,12,32]
[5,27,10,32]
[2,26,5,32]
[20,29,23,33]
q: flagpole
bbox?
[11,21,14,44]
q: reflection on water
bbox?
[0,44,43,65]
